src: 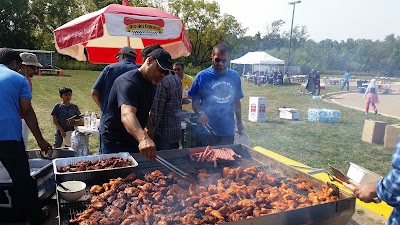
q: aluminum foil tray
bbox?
[53,153,138,182]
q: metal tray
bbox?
[26,148,77,160]
[53,153,138,182]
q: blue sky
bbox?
[215,0,400,41]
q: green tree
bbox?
[168,0,245,67]
[0,0,38,48]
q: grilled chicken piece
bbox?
[89,185,103,194]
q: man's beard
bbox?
[214,66,227,75]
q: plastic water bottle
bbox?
[90,112,97,129]
[84,111,90,128]
[182,85,189,98]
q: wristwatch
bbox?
[198,111,204,115]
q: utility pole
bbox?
[287,0,301,74]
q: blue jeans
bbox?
[341,81,349,91]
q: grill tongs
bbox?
[155,155,196,185]
[204,123,216,135]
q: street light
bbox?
[287,0,301,74]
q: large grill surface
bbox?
[57,144,355,225]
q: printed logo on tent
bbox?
[124,17,165,36]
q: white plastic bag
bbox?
[71,131,89,156]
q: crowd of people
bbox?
[245,68,292,86]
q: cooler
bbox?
[0,159,54,222]
[248,97,267,122]
[279,108,300,120]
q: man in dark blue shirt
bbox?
[100,49,173,161]
[92,46,137,153]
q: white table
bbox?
[75,126,99,136]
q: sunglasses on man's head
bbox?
[214,58,228,63]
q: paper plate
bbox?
[234,131,250,146]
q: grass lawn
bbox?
[29,70,398,176]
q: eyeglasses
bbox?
[214,58,228,63]
[173,68,182,72]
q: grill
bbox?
[57,144,355,225]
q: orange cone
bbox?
[60,69,64,77]
[38,69,42,76]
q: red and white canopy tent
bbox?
[53,4,192,64]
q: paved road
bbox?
[325,92,400,119]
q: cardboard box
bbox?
[384,124,400,150]
[279,108,299,120]
[361,120,386,144]
[248,97,267,122]
[347,162,382,185]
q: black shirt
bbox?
[101,69,156,152]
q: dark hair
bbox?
[0,48,22,66]
[140,44,162,58]
[212,43,230,56]
[59,87,72,96]
[173,62,184,70]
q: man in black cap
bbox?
[100,48,173,161]
[92,46,137,153]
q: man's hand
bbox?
[138,137,157,161]
[236,120,245,135]
[354,182,378,203]
[60,130,66,138]
[37,139,52,154]
[144,127,153,139]
[198,112,208,126]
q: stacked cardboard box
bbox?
[384,124,400,149]
[361,120,386,144]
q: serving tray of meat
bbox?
[53,153,138,182]
[57,145,355,225]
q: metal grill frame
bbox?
[57,144,355,225]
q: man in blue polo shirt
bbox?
[188,43,244,146]
[0,48,52,225]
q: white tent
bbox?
[230,51,285,74]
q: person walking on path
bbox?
[0,48,52,225]
[306,69,316,95]
[364,78,379,114]
[341,70,350,91]
[354,136,400,225]
[189,43,244,147]
[314,71,321,96]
